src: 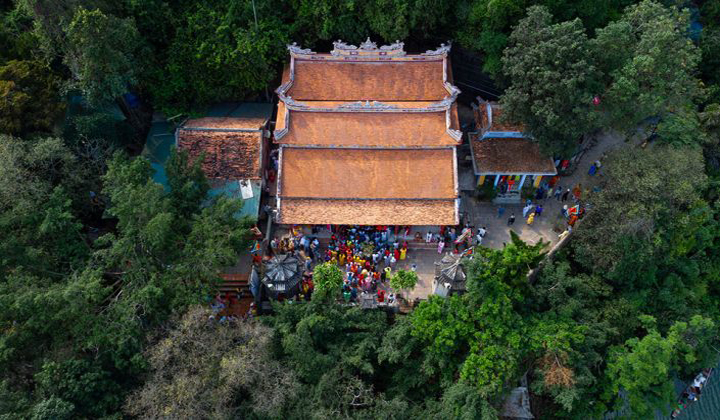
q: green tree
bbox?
[266,301,390,417]
[656,107,705,146]
[311,262,344,301]
[389,269,418,292]
[150,0,288,114]
[606,315,718,418]
[501,5,600,156]
[0,60,65,135]
[64,7,145,105]
[593,0,701,131]
[165,148,210,219]
[573,145,707,282]
[288,0,370,44]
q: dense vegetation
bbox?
[2,0,720,418]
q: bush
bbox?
[476,180,497,201]
[389,270,418,291]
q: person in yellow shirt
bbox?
[527,212,536,225]
[338,253,346,265]
[400,247,407,260]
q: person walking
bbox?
[554,186,562,200]
[527,212,536,225]
[561,189,570,202]
[425,231,432,243]
[477,226,487,238]
[508,213,516,226]
[437,239,445,254]
[523,204,533,218]
[497,206,505,218]
[535,204,543,217]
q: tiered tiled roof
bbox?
[274,39,461,225]
[289,60,447,101]
[177,117,266,180]
[280,112,458,146]
[280,148,455,199]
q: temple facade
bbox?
[273,39,461,226]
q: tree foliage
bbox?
[64,7,145,105]
[501,6,599,155]
[312,262,344,301]
[593,0,701,131]
[0,60,64,135]
[389,269,418,291]
[125,306,298,418]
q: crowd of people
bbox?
[325,226,407,304]
[500,177,589,233]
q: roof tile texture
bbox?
[279,198,457,225]
[282,111,456,146]
[183,117,266,130]
[177,130,263,179]
[280,147,456,199]
[471,136,556,175]
[289,60,447,101]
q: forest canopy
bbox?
[1,0,720,418]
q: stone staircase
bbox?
[493,191,522,204]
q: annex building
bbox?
[274,39,461,226]
[470,98,556,200]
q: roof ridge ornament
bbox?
[359,37,378,50]
[287,42,316,56]
[338,100,398,110]
[422,42,452,56]
[331,38,406,57]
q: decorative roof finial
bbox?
[287,42,315,56]
[422,42,452,56]
[331,38,406,57]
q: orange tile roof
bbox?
[474,103,524,133]
[281,111,457,146]
[278,198,457,226]
[471,136,556,175]
[289,59,447,101]
[279,147,456,199]
[183,117,266,130]
[287,100,440,109]
[177,129,263,179]
[276,101,287,132]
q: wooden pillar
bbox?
[533,175,543,187]
[477,175,486,187]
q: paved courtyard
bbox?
[460,129,628,252]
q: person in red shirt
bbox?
[393,248,400,261]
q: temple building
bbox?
[175,113,272,220]
[470,98,556,201]
[273,39,461,226]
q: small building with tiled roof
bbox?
[171,106,273,220]
[177,117,266,180]
[470,98,557,201]
[273,39,461,226]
